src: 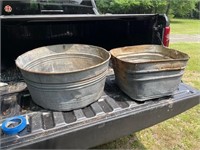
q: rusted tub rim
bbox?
[15,44,111,75]
[110,44,189,64]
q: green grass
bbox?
[96,43,200,149]
[170,43,200,88]
[170,18,200,35]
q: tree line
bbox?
[96,0,200,19]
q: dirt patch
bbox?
[170,34,200,43]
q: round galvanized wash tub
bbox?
[16,44,110,111]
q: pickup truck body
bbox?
[0,0,200,149]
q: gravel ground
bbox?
[170,34,200,43]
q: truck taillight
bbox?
[163,26,170,47]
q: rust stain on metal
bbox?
[15,44,111,111]
[110,45,189,101]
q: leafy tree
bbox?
[96,0,199,18]
[193,0,200,18]
[170,0,198,18]
[96,0,152,14]
[150,0,167,13]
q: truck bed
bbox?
[1,69,200,149]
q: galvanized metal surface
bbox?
[0,82,27,96]
[15,44,110,111]
[0,74,199,149]
[110,45,189,101]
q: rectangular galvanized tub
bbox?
[110,45,189,101]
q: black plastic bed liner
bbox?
[0,71,200,149]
